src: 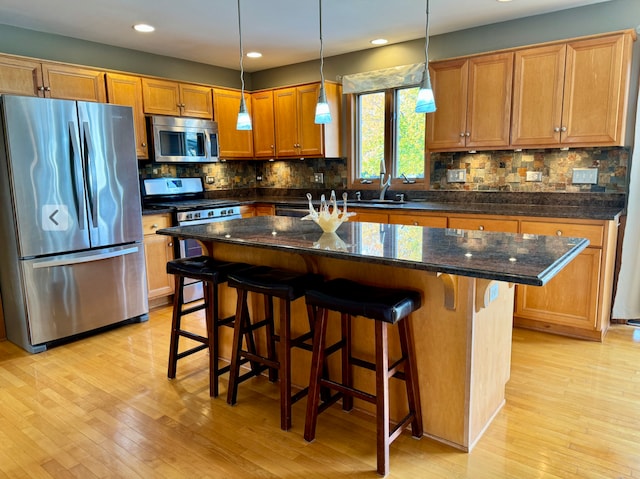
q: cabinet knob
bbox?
[554,127,561,132]
[465,132,470,137]
[478,225,484,231]
[168,242,173,247]
[141,142,147,147]
[413,221,418,226]
[561,126,567,132]
[460,132,466,137]
[45,86,51,92]
[556,230,563,236]
[37,86,45,91]
[151,224,158,229]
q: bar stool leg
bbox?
[227,288,248,405]
[375,321,391,477]
[203,281,216,398]
[265,295,278,383]
[280,298,292,431]
[398,318,423,436]
[304,306,329,442]
[210,282,221,398]
[167,275,184,379]
[341,313,353,411]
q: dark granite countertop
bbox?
[157,216,589,286]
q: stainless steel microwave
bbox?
[148,115,219,163]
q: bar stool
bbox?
[166,255,249,397]
[303,278,423,477]
[226,265,324,431]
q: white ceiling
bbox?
[0,0,612,72]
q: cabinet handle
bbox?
[465,132,470,137]
[413,221,418,226]
[142,142,146,147]
[151,224,158,229]
[44,86,51,92]
[556,230,563,236]
[554,127,561,132]
[168,242,173,247]
[561,126,567,132]
[37,86,45,91]
[478,225,484,231]
[460,132,466,137]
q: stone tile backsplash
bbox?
[139,147,629,194]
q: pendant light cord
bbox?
[424,0,430,65]
[319,0,325,86]
[237,0,245,96]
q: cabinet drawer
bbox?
[520,221,603,247]
[142,214,172,234]
[448,216,519,233]
[389,213,447,228]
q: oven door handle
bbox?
[178,216,241,226]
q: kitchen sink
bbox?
[349,199,406,205]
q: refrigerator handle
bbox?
[68,121,85,231]
[32,246,140,269]
[82,122,99,228]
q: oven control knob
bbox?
[208,211,215,217]
[194,212,201,219]
[221,210,227,216]
[186,213,192,220]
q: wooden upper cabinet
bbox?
[511,44,566,146]
[41,64,106,102]
[106,73,149,159]
[512,32,633,148]
[251,90,276,158]
[142,78,213,119]
[213,88,254,159]
[0,55,105,102]
[561,33,632,146]
[427,52,513,151]
[0,56,44,96]
[274,82,341,158]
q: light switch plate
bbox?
[446,169,467,183]
[525,171,542,182]
[572,168,598,184]
[205,176,215,184]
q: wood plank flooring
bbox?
[1,305,639,478]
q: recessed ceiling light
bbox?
[133,23,155,33]
[246,51,262,58]
[497,0,513,2]
[370,38,388,45]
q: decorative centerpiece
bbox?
[301,191,356,233]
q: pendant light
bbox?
[236,0,252,130]
[314,0,331,124]
[415,0,436,113]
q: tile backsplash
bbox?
[139,147,629,194]
[430,147,629,192]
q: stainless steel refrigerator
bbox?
[0,95,148,353]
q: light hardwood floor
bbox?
[0,305,639,478]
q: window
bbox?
[354,86,426,183]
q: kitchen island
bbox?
[158,216,588,451]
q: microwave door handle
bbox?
[68,121,85,230]
[82,122,99,228]
[204,130,211,160]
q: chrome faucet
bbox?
[379,174,391,200]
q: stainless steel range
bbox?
[142,177,241,302]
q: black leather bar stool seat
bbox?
[304,278,424,477]
[166,255,249,397]
[226,265,324,431]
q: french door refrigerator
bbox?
[0,95,148,353]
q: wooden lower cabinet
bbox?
[350,208,388,224]
[255,204,275,216]
[514,218,616,341]
[448,215,519,233]
[388,213,447,227]
[142,214,175,305]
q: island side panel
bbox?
[204,241,514,451]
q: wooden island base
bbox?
[204,241,515,451]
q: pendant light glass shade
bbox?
[314,0,331,124]
[416,0,436,113]
[236,0,252,130]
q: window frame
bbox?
[347,87,428,191]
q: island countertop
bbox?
[157,216,589,287]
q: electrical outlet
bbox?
[572,168,598,184]
[205,176,215,184]
[446,169,466,183]
[525,171,542,182]
[256,175,263,181]
[313,172,324,183]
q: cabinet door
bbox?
[297,83,324,157]
[255,204,275,216]
[252,90,276,158]
[350,208,388,224]
[274,87,299,157]
[41,64,106,102]
[561,34,630,146]
[466,52,513,148]
[213,88,253,158]
[142,215,175,300]
[179,83,213,119]
[0,56,44,97]
[426,58,468,150]
[106,73,148,158]
[388,213,447,228]
[511,44,566,147]
[142,78,181,116]
[515,248,601,329]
